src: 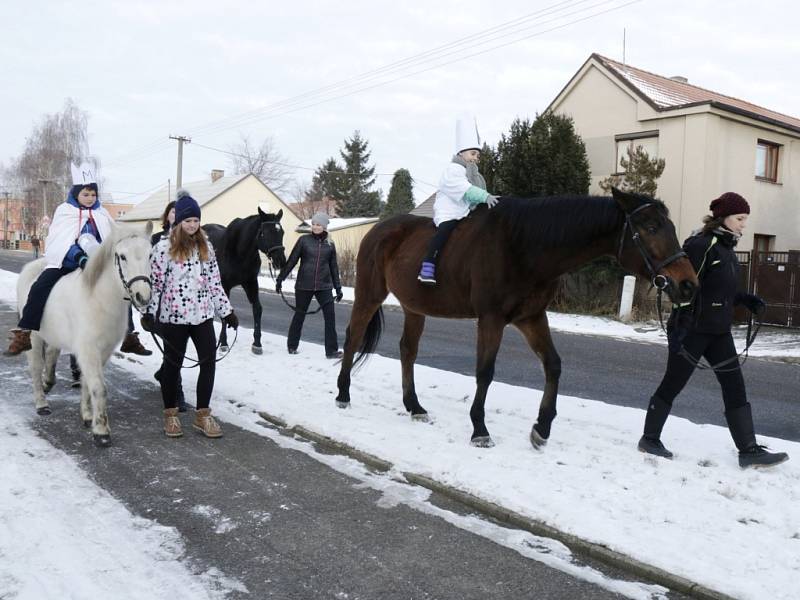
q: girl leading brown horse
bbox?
[335,188,698,449]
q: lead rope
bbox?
[268,262,334,315]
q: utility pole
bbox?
[1,192,10,250]
[169,135,191,189]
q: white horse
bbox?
[17,224,152,447]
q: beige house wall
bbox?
[551,62,800,250]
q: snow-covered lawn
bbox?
[3,268,799,600]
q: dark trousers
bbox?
[287,289,338,355]
[19,266,73,330]
[127,306,135,334]
[423,219,460,264]
[655,331,747,411]
[159,319,216,410]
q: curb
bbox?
[256,410,735,600]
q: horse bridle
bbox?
[617,203,687,290]
[114,251,152,311]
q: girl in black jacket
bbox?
[276,213,343,358]
[638,192,788,469]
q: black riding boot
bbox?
[725,404,788,469]
[638,395,674,459]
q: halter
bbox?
[617,203,687,290]
[114,251,152,312]
[257,219,285,262]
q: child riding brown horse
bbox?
[335,188,698,448]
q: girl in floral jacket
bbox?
[142,190,237,439]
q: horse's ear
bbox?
[276,209,283,220]
[611,187,639,213]
[258,206,266,218]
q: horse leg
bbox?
[469,316,505,447]
[515,313,562,449]
[243,280,263,355]
[399,310,428,420]
[77,351,112,447]
[42,345,60,393]
[219,286,231,351]
[27,333,50,415]
[336,301,383,408]
[80,379,92,427]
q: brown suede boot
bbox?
[193,408,223,438]
[163,408,183,438]
[5,329,32,356]
[120,332,153,356]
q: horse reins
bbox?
[267,262,335,316]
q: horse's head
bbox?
[612,187,698,304]
[109,223,153,310]
[256,207,287,271]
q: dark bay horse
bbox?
[203,207,287,354]
[335,188,698,448]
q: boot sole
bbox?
[192,424,223,438]
[741,455,789,469]
[165,430,183,438]
[637,445,673,459]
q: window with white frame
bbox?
[755,140,779,182]
[614,131,659,173]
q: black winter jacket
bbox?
[279,232,341,291]
[675,229,743,334]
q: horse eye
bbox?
[646,226,658,235]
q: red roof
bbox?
[593,53,800,134]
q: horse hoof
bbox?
[530,425,548,449]
[36,406,52,416]
[251,345,263,355]
[470,436,495,448]
[335,400,351,409]
[83,419,92,428]
[411,412,430,423]
[93,434,112,448]
[219,345,229,353]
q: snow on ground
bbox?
[260,275,800,360]
[3,267,800,600]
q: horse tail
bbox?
[352,306,384,370]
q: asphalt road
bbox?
[0,300,685,599]
[2,248,798,445]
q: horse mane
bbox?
[490,194,668,252]
[83,228,117,290]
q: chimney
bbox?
[211,169,225,182]
[669,75,688,84]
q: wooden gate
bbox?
[748,251,800,327]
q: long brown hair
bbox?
[701,215,726,234]
[160,201,176,231]
[169,224,210,263]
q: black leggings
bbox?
[423,219,460,264]
[654,331,747,411]
[287,289,338,355]
[158,319,216,410]
[19,267,73,330]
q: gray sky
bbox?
[3,0,798,206]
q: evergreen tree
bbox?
[337,131,381,217]
[381,169,414,220]
[477,142,498,193]
[598,145,666,197]
[494,113,590,197]
[308,158,345,203]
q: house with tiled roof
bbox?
[548,53,800,251]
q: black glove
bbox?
[736,292,766,316]
[667,310,691,354]
[77,252,89,270]
[275,279,282,293]
[140,313,155,333]
[223,311,239,329]
[335,288,343,303]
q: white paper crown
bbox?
[70,162,97,186]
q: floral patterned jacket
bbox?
[147,238,233,325]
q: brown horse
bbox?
[335,188,698,448]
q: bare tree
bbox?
[229,134,294,194]
[6,98,96,229]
